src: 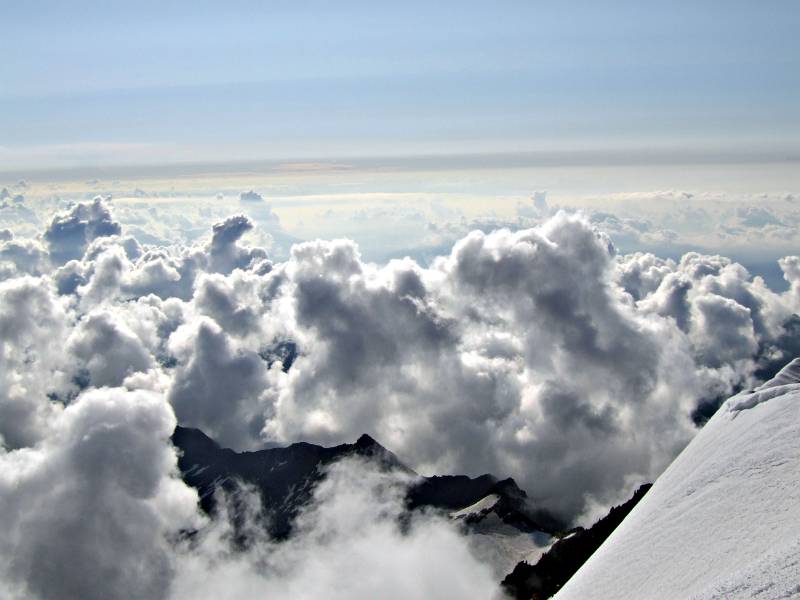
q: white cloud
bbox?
[0,197,799,598]
[0,387,198,600]
[171,459,502,600]
[43,197,121,265]
[0,275,68,448]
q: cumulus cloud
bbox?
[239,190,264,204]
[0,389,498,600]
[238,190,280,227]
[167,316,270,448]
[1,197,799,598]
[66,310,154,387]
[256,216,696,518]
[44,197,121,264]
[735,205,784,228]
[0,387,198,600]
[207,214,267,274]
[0,305,497,600]
[516,191,551,219]
[779,256,800,302]
[235,191,299,261]
[249,213,796,520]
[0,235,48,279]
[0,275,68,449]
[0,199,39,232]
[45,213,271,304]
[14,202,799,518]
[587,211,678,249]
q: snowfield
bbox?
[556,359,800,600]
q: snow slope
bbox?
[450,494,553,577]
[450,494,501,519]
[556,358,800,600]
[463,512,553,579]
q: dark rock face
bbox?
[258,340,298,373]
[172,426,408,538]
[501,483,652,600]
[171,426,559,539]
[406,473,500,510]
[482,478,565,534]
[415,475,564,534]
[172,426,647,592]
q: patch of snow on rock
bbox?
[450,494,501,519]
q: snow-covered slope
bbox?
[555,358,800,600]
[457,508,553,578]
[450,494,502,519]
[449,491,555,577]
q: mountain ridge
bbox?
[171,425,563,543]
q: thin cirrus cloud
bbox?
[1,2,798,169]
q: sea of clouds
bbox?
[1,191,798,599]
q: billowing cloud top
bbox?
[44,197,122,264]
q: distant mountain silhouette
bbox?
[171,426,562,540]
[501,483,652,599]
[410,475,564,534]
[171,426,652,590]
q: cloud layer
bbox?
[1,197,799,598]
[172,459,502,600]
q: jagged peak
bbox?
[171,425,221,450]
[491,477,524,494]
[354,433,381,449]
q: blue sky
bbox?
[2,0,799,171]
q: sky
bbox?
[2,0,799,170]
